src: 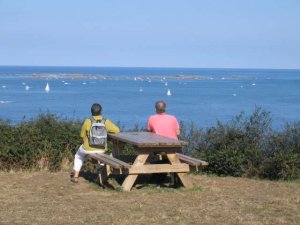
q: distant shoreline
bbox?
[31,73,245,80]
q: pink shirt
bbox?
[147,113,179,140]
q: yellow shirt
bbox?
[80,115,120,151]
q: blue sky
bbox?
[0,0,299,69]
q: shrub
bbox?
[261,122,300,180]
[198,123,248,176]
[180,107,300,180]
[0,114,82,171]
[0,109,299,180]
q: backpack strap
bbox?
[88,117,94,137]
[90,116,106,123]
[90,116,96,122]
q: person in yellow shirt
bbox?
[71,103,120,183]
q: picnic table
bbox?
[89,132,208,191]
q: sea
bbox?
[0,66,299,130]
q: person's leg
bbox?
[71,147,106,183]
[71,145,86,182]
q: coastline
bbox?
[31,73,245,80]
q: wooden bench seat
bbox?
[88,153,131,187]
[176,153,208,171]
[89,153,131,169]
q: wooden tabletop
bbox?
[108,132,188,148]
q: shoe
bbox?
[71,177,79,183]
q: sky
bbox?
[0,0,299,69]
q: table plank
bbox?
[108,132,188,148]
[127,164,190,174]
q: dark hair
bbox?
[91,103,102,116]
[155,100,166,113]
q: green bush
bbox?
[180,107,300,180]
[261,122,300,180]
[0,109,299,180]
[0,114,82,171]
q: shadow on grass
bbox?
[79,170,201,192]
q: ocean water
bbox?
[0,66,299,130]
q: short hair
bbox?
[155,100,166,113]
[91,103,102,116]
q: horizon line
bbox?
[0,64,299,70]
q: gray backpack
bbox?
[88,117,107,148]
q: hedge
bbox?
[0,108,299,180]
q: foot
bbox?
[71,177,79,183]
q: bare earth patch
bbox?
[0,172,299,225]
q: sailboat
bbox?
[167,89,172,96]
[25,85,30,91]
[45,82,50,93]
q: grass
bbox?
[0,172,299,225]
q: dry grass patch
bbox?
[0,172,299,225]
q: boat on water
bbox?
[45,82,50,92]
[25,85,30,91]
[167,89,172,96]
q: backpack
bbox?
[88,117,107,148]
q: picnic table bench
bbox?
[90,132,208,191]
[89,153,131,169]
[176,153,209,172]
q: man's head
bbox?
[91,103,102,116]
[155,100,166,113]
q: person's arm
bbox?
[176,129,180,137]
[147,117,153,132]
[174,117,180,137]
[80,119,89,140]
[105,119,120,133]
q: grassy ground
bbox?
[0,172,299,225]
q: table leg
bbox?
[110,139,125,158]
[98,163,108,187]
[121,154,149,191]
[166,153,193,188]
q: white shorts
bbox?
[73,145,105,172]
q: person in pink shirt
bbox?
[147,100,180,140]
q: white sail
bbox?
[25,85,30,91]
[167,89,172,96]
[45,82,50,93]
